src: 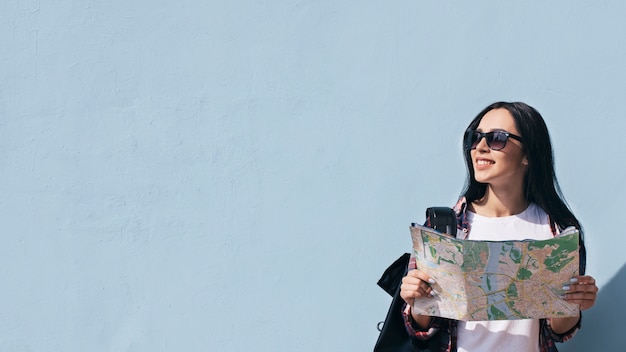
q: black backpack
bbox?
[373,207,456,352]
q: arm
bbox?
[549,315,580,336]
[547,314,581,343]
[400,255,440,339]
[401,269,436,329]
[402,303,445,339]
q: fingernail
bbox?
[559,294,567,299]
[428,278,436,284]
[430,289,438,296]
[570,278,579,283]
[562,285,570,290]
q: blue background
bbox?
[1,1,624,351]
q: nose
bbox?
[474,135,490,151]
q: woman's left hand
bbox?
[564,275,598,311]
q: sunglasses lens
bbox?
[488,132,508,150]
[467,131,512,150]
[468,131,481,149]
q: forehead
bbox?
[477,108,519,134]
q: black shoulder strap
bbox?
[425,207,457,237]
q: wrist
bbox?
[409,306,432,330]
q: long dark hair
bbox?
[461,101,586,274]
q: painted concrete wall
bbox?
[2,1,625,351]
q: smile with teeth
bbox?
[476,159,495,165]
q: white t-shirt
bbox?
[457,203,553,352]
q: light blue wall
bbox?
[2,1,624,351]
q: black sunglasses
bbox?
[465,130,523,151]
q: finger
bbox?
[563,291,597,310]
[404,270,437,295]
[407,269,437,284]
[564,296,596,310]
[563,282,598,295]
[402,274,427,289]
[402,280,434,298]
[571,284,599,295]
[570,275,596,286]
[564,291,596,301]
[401,277,436,299]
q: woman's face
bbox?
[471,108,528,190]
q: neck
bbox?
[471,186,528,217]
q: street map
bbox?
[410,224,580,321]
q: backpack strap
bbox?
[453,197,470,239]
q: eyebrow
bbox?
[475,128,509,133]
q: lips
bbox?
[474,158,495,170]
[476,159,495,166]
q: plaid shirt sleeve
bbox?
[402,303,444,340]
[401,254,442,340]
[538,315,582,352]
[544,315,582,342]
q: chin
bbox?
[472,173,490,184]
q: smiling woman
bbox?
[399,102,598,352]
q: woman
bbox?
[400,102,598,351]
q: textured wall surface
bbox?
[1,1,624,351]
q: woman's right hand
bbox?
[400,269,437,307]
[400,269,436,328]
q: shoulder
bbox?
[522,203,550,224]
